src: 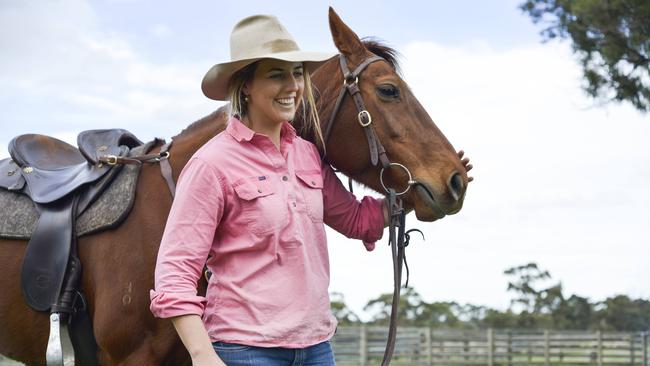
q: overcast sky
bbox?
[1,0,648,321]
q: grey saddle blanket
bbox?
[0,162,140,240]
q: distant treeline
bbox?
[331,263,650,331]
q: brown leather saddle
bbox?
[0,128,143,366]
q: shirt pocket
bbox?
[295,170,324,223]
[232,176,287,235]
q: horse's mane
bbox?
[175,39,401,139]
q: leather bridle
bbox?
[321,54,421,366]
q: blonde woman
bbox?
[150,15,389,365]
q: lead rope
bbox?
[381,188,407,366]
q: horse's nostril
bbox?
[447,172,464,201]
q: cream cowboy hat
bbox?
[201,15,335,101]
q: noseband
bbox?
[321,54,421,366]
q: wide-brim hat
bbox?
[202,15,336,101]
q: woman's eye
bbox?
[293,71,304,77]
[378,84,400,99]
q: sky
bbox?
[1,0,648,321]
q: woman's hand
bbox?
[457,150,473,182]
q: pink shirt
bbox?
[150,117,384,348]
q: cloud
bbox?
[0,0,220,149]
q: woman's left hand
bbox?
[457,150,474,182]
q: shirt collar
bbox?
[226,116,255,142]
[226,116,298,143]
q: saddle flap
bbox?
[21,195,76,311]
[77,129,143,164]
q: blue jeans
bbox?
[212,340,335,366]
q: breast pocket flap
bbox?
[233,177,275,201]
[295,170,323,189]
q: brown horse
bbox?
[0,8,467,365]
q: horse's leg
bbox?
[0,239,49,366]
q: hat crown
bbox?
[229,15,300,61]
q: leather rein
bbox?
[321,54,423,366]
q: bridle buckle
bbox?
[358,110,372,127]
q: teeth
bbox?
[276,98,294,105]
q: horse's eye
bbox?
[377,84,400,99]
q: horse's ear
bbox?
[328,7,366,61]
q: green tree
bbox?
[505,262,563,314]
[552,294,593,330]
[593,295,650,331]
[415,301,462,328]
[520,0,650,112]
[364,286,425,326]
[330,292,361,325]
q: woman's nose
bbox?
[285,74,299,91]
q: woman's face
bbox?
[243,59,304,126]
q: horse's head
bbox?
[312,8,468,222]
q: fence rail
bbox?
[1,329,648,365]
[331,327,650,366]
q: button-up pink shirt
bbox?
[150,117,384,348]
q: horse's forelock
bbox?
[361,38,402,75]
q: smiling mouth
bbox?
[275,97,295,107]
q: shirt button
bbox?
[311,181,316,185]
[292,202,297,207]
[282,176,288,181]
[257,189,262,193]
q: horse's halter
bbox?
[321,53,422,366]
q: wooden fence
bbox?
[331,327,650,366]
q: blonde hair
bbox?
[226,61,325,152]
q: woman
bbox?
[150,14,472,366]
[150,14,388,366]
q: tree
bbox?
[520,0,650,112]
[415,301,462,328]
[364,286,425,326]
[330,292,361,325]
[593,295,650,331]
[505,262,563,314]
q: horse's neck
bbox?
[169,106,230,174]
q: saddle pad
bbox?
[0,162,141,240]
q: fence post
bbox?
[631,332,636,366]
[544,330,550,366]
[643,331,648,366]
[597,330,603,366]
[487,328,494,366]
[507,331,513,366]
[425,327,432,366]
[360,325,367,366]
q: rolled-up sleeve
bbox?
[321,163,385,250]
[150,157,225,318]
